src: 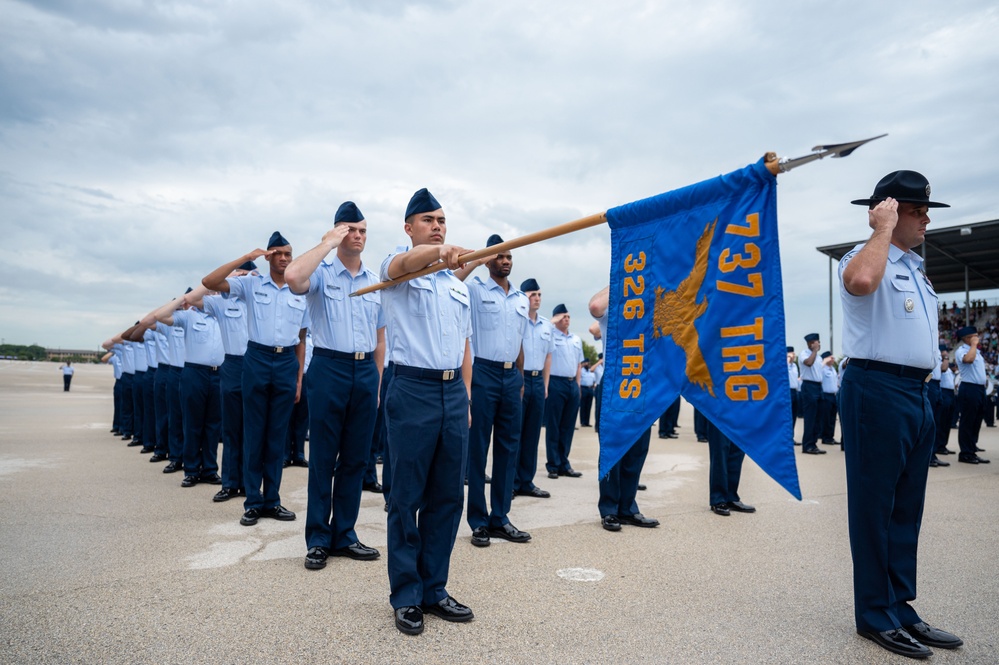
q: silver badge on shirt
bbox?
[904,298,915,312]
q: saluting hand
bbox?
[246,248,274,261]
[322,225,350,249]
[869,197,899,233]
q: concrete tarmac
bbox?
[1,361,997,664]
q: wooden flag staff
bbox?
[351,136,884,297]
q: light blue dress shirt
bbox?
[821,364,839,393]
[550,328,583,378]
[522,315,554,372]
[800,348,822,382]
[940,368,956,390]
[467,275,528,363]
[839,243,938,369]
[204,294,249,357]
[788,361,800,390]
[142,329,160,368]
[110,349,123,380]
[155,322,186,367]
[379,249,472,370]
[173,308,225,366]
[120,343,135,374]
[955,342,986,385]
[133,341,148,372]
[302,256,384,353]
[580,368,597,387]
[227,273,309,347]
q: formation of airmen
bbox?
[100,188,660,636]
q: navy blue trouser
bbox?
[790,388,799,432]
[153,367,170,455]
[693,407,708,440]
[799,380,822,448]
[220,355,244,492]
[166,366,184,462]
[305,355,378,551]
[364,363,391,487]
[579,385,594,426]
[242,345,297,511]
[467,360,522,530]
[142,367,158,449]
[706,420,745,506]
[594,381,602,433]
[112,378,122,431]
[820,391,838,442]
[119,373,134,437]
[545,376,579,474]
[957,383,985,457]
[934,389,955,452]
[841,364,932,632]
[385,371,468,610]
[182,364,221,476]
[598,427,650,518]
[132,370,146,441]
[515,373,545,492]
[378,363,395,499]
[286,380,309,462]
[657,396,680,436]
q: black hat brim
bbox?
[850,196,950,208]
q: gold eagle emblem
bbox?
[652,220,716,397]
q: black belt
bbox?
[474,357,516,370]
[248,340,298,354]
[185,362,220,372]
[314,347,373,361]
[224,354,244,361]
[394,365,462,382]
[929,378,940,384]
[802,379,821,385]
[551,375,575,381]
[850,358,931,382]
[525,370,542,377]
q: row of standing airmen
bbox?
[101,189,661,636]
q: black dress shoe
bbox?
[162,461,183,474]
[547,471,559,479]
[727,501,756,513]
[802,447,827,455]
[139,446,154,454]
[212,488,239,503]
[470,527,490,547]
[514,486,551,498]
[560,468,582,478]
[293,458,309,468]
[181,475,199,488]
[975,446,985,452]
[821,439,839,445]
[395,606,424,635]
[149,453,168,462]
[120,434,132,440]
[938,447,955,455]
[959,454,989,464]
[260,505,296,521]
[601,515,622,531]
[330,541,379,560]
[488,522,532,543]
[697,437,709,443]
[240,509,260,526]
[304,546,328,570]
[200,473,222,485]
[858,628,932,659]
[375,454,383,464]
[422,596,473,622]
[903,622,963,649]
[283,459,292,468]
[711,503,731,516]
[618,513,660,528]
[126,440,143,447]
[363,481,384,494]
[930,456,950,467]
[110,428,120,434]
[637,483,647,491]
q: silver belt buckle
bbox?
[503,361,513,369]
[442,369,455,381]
[355,352,365,360]
[274,346,284,354]
[925,373,931,383]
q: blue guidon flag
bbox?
[600,158,801,500]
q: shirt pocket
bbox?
[408,280,434,318]
[252,291,272,320]
[287,295,307,322]
[476,299,501,330]
[889,277,917,319]
[324,283,345,322]
[361,292,380,327]
[192,320,210,343]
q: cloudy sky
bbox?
[2,0,997,351]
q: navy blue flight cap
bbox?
[820,351,832,359]
[552,304,568,317]
[938,343,950,351]
[804,333,819,343]
[267,231,290,249]
[405,188,442,219]
[335,201,364,224]
[237,261,257,271]
[786,346,795,353]
[486,234,504,247]
[520,278,540,292]
[184,287,193,294]
[955,326,977,340]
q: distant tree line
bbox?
[0,344,47,361]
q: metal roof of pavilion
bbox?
[816,218,999,294]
